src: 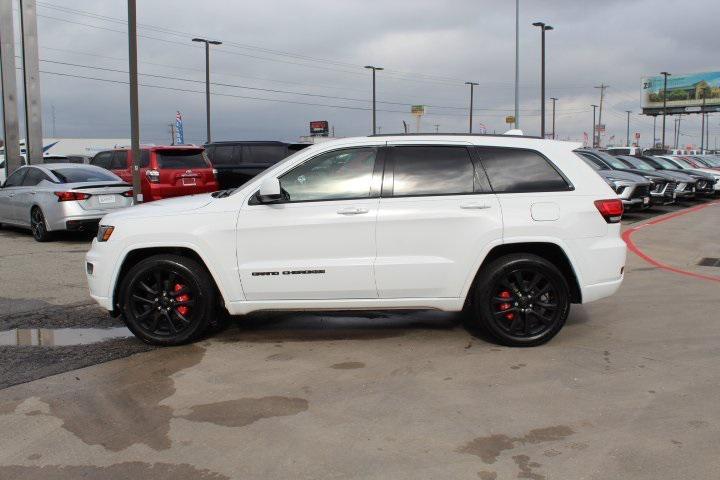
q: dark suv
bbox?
[204,141,310,189]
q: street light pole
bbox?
[625,110,631,147]
[364,65,383,135]
[550,97,558,139]
[192,37,222,144]
[465,81,479,133]
[514,0,520,129]
[127,0,142,203]
[591,104,598,148]
[532,22,553,138]
[660,71,670,150]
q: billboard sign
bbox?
[411,105,425,116]
[642,71,720,115]
[309,120,329,136]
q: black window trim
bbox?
[474,145,575,194]
[249,146,385,205]
[381,144,489,199]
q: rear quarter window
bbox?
[478,147,570,193]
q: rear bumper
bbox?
[581,277,624,303]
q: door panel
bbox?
[375,144,503,298]
[237,198,380,300]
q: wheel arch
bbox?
[111,246,226,315]
[465,242,582,305]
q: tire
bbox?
[118,254,216,346]
[30,207,52,242]
[466,253,570,347]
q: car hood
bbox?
[595,169,651,184]
[101,192,215,222]
[613,168,676,182]
[653,170,697,182]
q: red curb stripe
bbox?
[621,201,720,283]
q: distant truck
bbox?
[204,141,311,189]
[1,138,129,184]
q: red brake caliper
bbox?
[174,284,190,316]
[498,290,515,321]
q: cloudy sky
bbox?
[3,0,720,148]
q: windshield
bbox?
[156,150,208,169]
[596,151,636,170]
[619,156,654,171]
[651,157,679,169]
[666,157,692,169]
[51,167,120,183]
[694,156,720,167]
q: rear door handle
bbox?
[337,207,369,215]
[460,201,491,209]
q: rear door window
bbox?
[209,145,237,166]
[110,151,128,170]
[21,168,50,186]
[4,168,27,187]
[242,145,289,164]
[389,146,475,197]
[91,151,113,169]
[156,150,208,169]
[478,147,570,193]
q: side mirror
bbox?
[257,177,282,203]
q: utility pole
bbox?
[594,83,608,148]
[0,0,21,174]
[169,123,176,145]
[625,110,631,147]
[364,65,383,135]
[433,124,440,133]
[532,21,553,138]
[652,115,657,147]
[550,97,558,139]
[19,0,43,165]
[591,104,598,148]
[51,104,56,137]
[514,0,520,129]
[192,38,222,144]
[127,0,142,203]
[465,81,479,133]
[660,72,670,150]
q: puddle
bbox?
[0,327,132,346]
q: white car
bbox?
[86,135,626,347]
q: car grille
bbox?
[631,184,651,199]
[664,181,677,197]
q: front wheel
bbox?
[467,254,570,347]
[118,254,216,345]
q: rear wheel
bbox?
[467,254,570,347]
[30,207,52,242]
[118,254,215,345]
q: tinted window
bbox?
[4,168,27,187]
[42,156,68,164]
[22,168,51,186]
[279,147,376,202]
[209,145,237,166]
[620,157,653,170]
[50,167,119,183]
[577,154,602,170]
[92,151,113,169]
[157,150,208,169]
[479,148,569,193]
[391,146,474,196]
[110,151,128,170]
[243,145,288,164]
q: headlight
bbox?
[97,225,115,242]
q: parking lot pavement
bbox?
[1,203,720,479]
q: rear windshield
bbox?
[51,167,119,183]
[156,150,208,169]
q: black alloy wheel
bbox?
[119,254,215,345]
[469,253,570,347]
[30,207,51,242]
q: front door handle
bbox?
[337,207,369,215]
[460,201,491,209]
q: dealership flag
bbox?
[175,111,184,145]
[583,132,589,146]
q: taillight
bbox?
[54,191,91,202]
[146,169,160,183]
[121,190,133,197]
[212,168,218,178]
[594,199,624,223]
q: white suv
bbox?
[86,135,626,347]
